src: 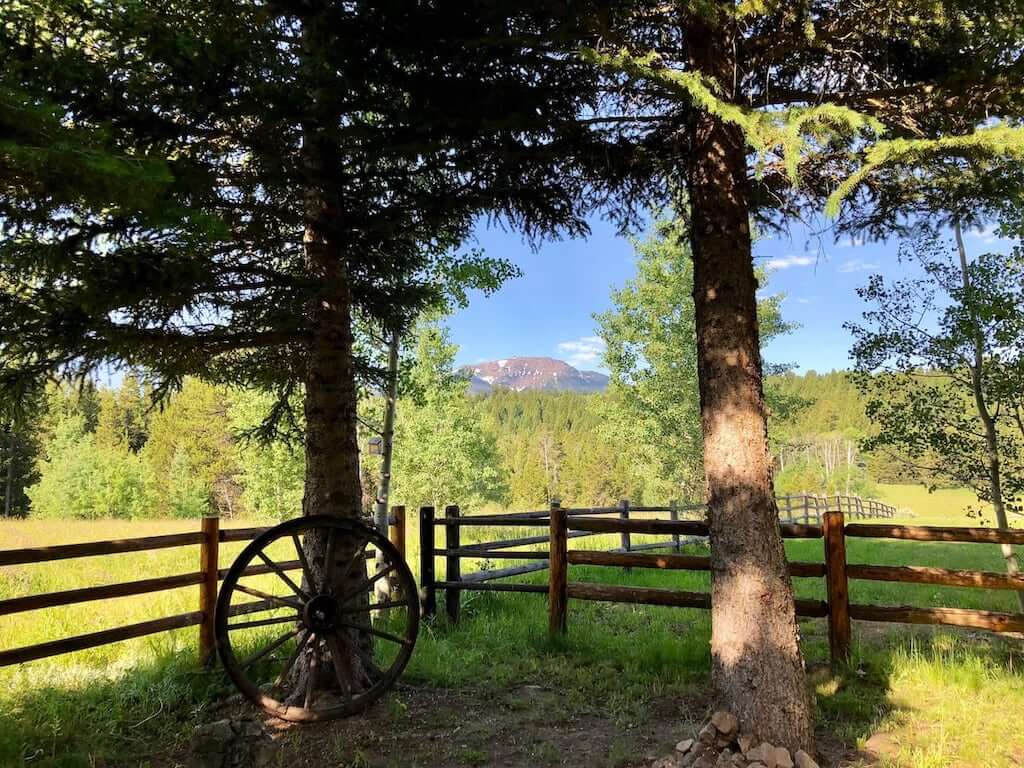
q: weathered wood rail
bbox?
[422,494,893,620]
[0,508,407,667]
[419,497,1021,666]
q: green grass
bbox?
[1,489,1023,767]
[877,482,996,526]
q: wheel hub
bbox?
[304,594,339,633]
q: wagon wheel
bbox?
[215,515,419,722]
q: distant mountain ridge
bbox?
[464,357,608,394]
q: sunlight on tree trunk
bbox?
[685,13,814,752]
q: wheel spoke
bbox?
[321,528,338,593]
[303,641,319,709]
[273,629,311,690]
[257,550,310,601]
[338,563,395,604]
[323,632,354,698]
[293,534,315,592]
[227,598,285,618]
[348,635,385,682]
[338,599,408,615]
[338,621,412,647]
[242,627,301,669]
[228,614,302,632]
[233,583,304,612]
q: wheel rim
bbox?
[215,516,419,722]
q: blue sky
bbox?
[447,216,1013,374]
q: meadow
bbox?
[1,486,1023,767]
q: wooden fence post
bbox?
[549,503,568,637]
[445,505,461,624]
[199,515,219,666]
[419,506,436,619]
[389,505,406,561]
[823,508,852,666]
[619,499,631,571]
[669,500,681,552]
[389,505,406,601]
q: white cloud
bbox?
[836,258,879,273]
[764,254,815,270]
[837,236,866,249]
[967,224,1004,245]
[557,335,606,369]
[795,297,814,304]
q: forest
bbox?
[0,364,887,521]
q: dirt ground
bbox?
[165,681,877,768]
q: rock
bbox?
[714,748,734,767]
[651,757,677,768]
[711,711,739,737]
[676,739,695,754]
[771,746,793,768]
[737,734,756,755]
[744,743,775,765]
[793,750,819,768]
[747,764,767,768]
[698,723,718,744]
[187,718,276,768]
[692,757,716,768]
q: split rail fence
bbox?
[0,510,407,668]
[422,498,1024,664]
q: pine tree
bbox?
[583,1,1024,748]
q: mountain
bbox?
[464,357,609,394]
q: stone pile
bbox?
[187,718,277,768]
[650,710,820,768]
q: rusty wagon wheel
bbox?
[215,515,419,722]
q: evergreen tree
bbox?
[583,2,1024,744]
[390,324,506,512]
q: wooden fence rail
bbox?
[0,509,406,668]
[416,497,1020,667]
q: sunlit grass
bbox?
[2,494,1023,767]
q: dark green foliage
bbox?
[0,1,636,432]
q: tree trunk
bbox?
[3,423,13,518]
[291,6,369,702]
[684,10,815,752]
[953,222,1024,611]
[374,327,400,601]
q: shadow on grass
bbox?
[812,627,1024,764]
[0,649,235,768]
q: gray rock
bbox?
[187,718,276,768]
[744,743,775,765]
[737,734,756,755]
[793,750,819,768]
[771,746,793,768]
[711,711,739,737]
[676,739,695,754]
[698,723,718,744]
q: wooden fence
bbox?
[423,498,1023,665]
[0,509,408,668]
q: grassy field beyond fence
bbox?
[2,489,1023,767]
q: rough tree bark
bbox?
[684,9,816,752]
[953,222,1024,612]
[290,4,371,701]
[2,423,13,518]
